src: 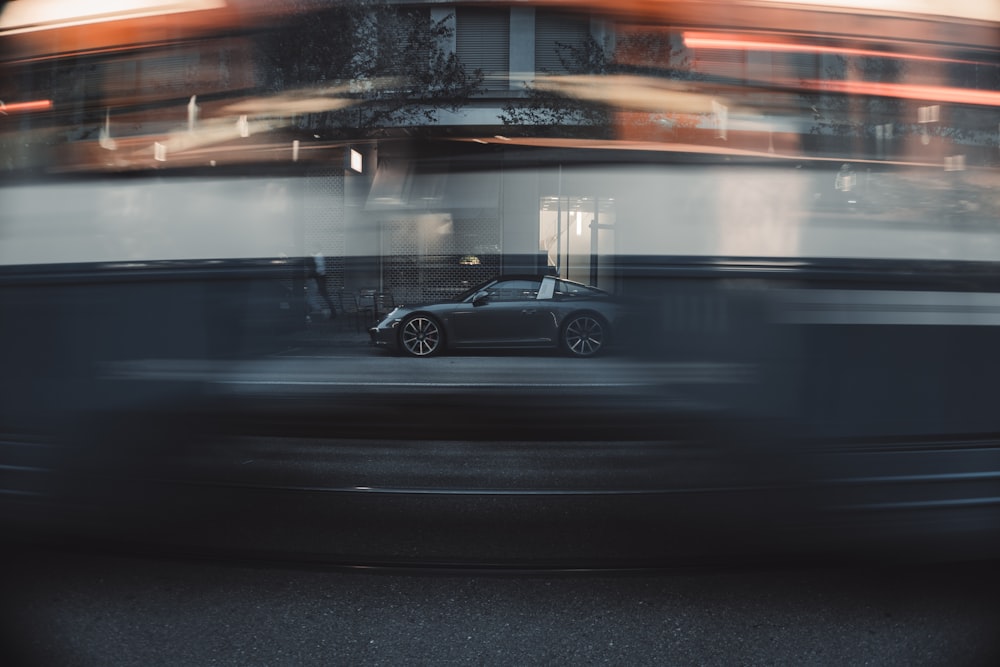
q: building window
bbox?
[770,52,819,84]
[691,47,746,82]
[534,12,590,75]
[456,7,510,90]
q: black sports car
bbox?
[369,275,622,357]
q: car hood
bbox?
[379,301,456,320]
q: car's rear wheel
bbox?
[400,315,443,357]
[562,313,606,357]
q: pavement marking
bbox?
[271,355,355,359]
[220,380,640,388]
[172,479,775,496]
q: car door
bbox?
[449,279,545,345]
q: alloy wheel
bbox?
[563,315,604,357]
[401,316,442,357]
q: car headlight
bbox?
[378,313,403,329]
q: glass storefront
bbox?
[539,196,617,291]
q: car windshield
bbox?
[452,279,498,303]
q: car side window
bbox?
[553,279,593,298]
[487,280,541,302]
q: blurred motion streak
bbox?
[800,80,1000,107]
[683,32,990,66]
[0,1,228,35]
[0,99,53,113]
[0,1,338,66]
[532,74,722,114]
[0,0,999,568]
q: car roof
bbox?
[490,274,556,282]
[482,275,607,294]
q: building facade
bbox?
[2,1,998,306]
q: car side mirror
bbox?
[472,291,490,307]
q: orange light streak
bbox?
[800,79,1000,106]
[1,99,54,113]
[683,31,983,66]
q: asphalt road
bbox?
[5,344,1000,665]
[2,547,999,666]
[8,344,995,569]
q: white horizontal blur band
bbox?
[779,289,1000,326]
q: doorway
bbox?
[539,196,617,292]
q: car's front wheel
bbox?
[562,313,606,357]
[400,315,443,357]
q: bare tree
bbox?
[255,0,483,135]
[500,28,697,138]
